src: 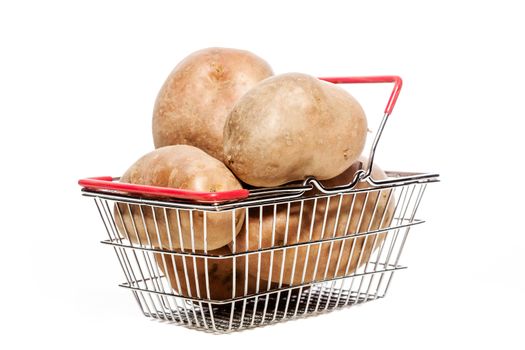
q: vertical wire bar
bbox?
[228,210,237,331]
[343,191,372,306]
[377,270,391,297]
[136,206,163,291]
[333,193,357,307]
[373,185,406,272]
[343,192,370,277]
[371,186,406,300]
[201,211,217,331]
[393,184,411,226]
[109,200,156,316]
[295,198,318,317]
[164,207,189,323]
[169,295,185,324]
[124,205,159,318]
[361,190,383,272]
[137,205,169,319]
[113,202,156,318]
[113,202,143,287]
[349,200,378,306]
[175,209,194,298]
[272,202,291,322]
[188,210,207,329]
[161,207,184,323]
[285,200,304,319]
[363,188,395,300]
[352,190,382,305]
[383,184,428,296]
[130,290,147,316]
[123,203,156,316]
[187,295,200,327]
[334,271,350,309]
[393,184,426,267]
[300,198,318,284]
[150,207,178,321]
[135,291,152,318]
[104,195,145,312]
[250,205,264,327]
[137,206,162,291]
[305,196,331,314]
[176,209,197,325]
[366,189,394,272]
[150,208,178,317]
[319,194,344,311]
[239,207,250,329]
[137,205,168,319]
[261,204,278,323]
[94,199,152,314]
[98,200,134,286]
[375,185,415,296]
[102,201,139,296]
[150,208,171,295]
[383,185,415,267]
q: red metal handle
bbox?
[318,75,402,115]
[78,176,250,203]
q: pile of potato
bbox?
[114,48,394,300]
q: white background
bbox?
[1,0,524,348]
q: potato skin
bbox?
[233,158,395,286]
[114,145,244,251]
[223,73,367,187]
[153,47,273,162]
[154,246,259,301]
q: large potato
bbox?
[233,158,395,286]
[114,145,244,251]
[223,73,368,187]
[154,246,260,301]
[152,47,273,162]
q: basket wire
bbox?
[87,178,431,333]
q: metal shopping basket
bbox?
[79,76,439,333]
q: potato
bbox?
[114,145,244,251]
[154,246,260,301]
[152,47,273,162]
[223,73,367,187]
[233,158,395,286]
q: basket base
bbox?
[128,270,396,333]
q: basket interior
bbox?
[88,179,430,332]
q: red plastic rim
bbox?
[78,177,250,203]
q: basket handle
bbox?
[312,75,403,189]
[78,176,250,202]
[318,75,402,115]
[80,75,403,200]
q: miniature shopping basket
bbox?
[79,76,439,333]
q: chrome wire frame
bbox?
[83,171,437,333]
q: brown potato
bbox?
[233,158,395,286]
[114,145,244,251]
[223,73,367,187]
[152,47,273,162]
[154,246,260,301]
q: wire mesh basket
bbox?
[79,76,439,333]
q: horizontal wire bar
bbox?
[118,265,406,305]
[99,219,424,257]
